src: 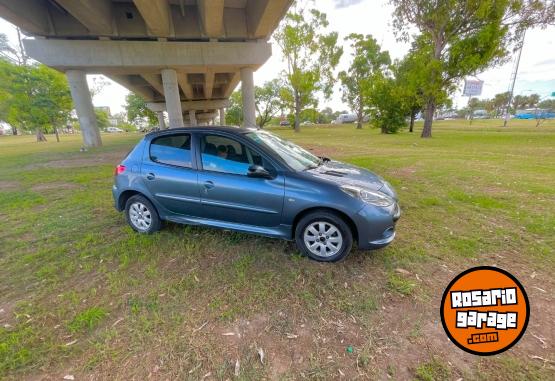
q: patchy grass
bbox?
[414,357,451,381]
[387,273,416,296]
[68,307,108,333]
[1,121,554,379]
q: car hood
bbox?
[305,160,386,192]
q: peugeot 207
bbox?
[113,127,400,262]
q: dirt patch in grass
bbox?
[24,151,127,170]
[30,182,81,192]
[389,166,418,179]
[0,180,20,191]
[0,300,18,328]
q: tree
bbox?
[274,5,343,132]
[0,61,72,142]
[226,91,243,126]
[255,79,281,128]
[318,107,335,124]
[367,75,408,134]
[539,98,555,110]
[0,29,29,66]
[125,93,157,126]
[394,52,426,132]
[339,34,391,129]
[493,91,511,117]
[527,93,540,108]
[95,109,110,130]
[89,76,110,100]
[390,0,555,137]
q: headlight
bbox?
[340,185,394,207]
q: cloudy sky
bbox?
[1,0,554,114]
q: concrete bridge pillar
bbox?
[219,108,226,125]
[156,111,166,129]
[161,69,184,128]
[240,67,256,128]
[189,110,197,126]
[66,70,102,147]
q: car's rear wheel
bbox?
[295,211,353,262]
[125,195,161,234]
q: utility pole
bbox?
[503,30,526,127]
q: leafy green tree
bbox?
[512,93,541,111]
[493,91,511,117]
[125,93,157,126]
[0,61,72,141]
[395,52,427,132]
[95,109,110,130]
[527,93,541,108]
[318,107,335,124]
[390,0,554,137]
[339,34,391,129]
[538,98,555,110]
[274,6,343,132]
[367,75,408,134]
[226,91,243,126]
[255,79,282,128]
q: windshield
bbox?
[246,131,321,171]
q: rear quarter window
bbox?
[149,134,192,168]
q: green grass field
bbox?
[1,120,554,380]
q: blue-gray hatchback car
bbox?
[113,126,400,262]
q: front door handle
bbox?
[203,180,215,189]
[146,173,155,180]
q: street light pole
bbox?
[503,30,526,127]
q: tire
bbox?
[295,211,353,262]
[125,194,161,234]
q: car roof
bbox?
[145,125,259,138]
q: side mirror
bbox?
[247,165,273,179]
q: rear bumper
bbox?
[112,184,123,211]
[353,202,400,250]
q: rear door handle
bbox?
[146,173,155,180]
[203,180,215,189]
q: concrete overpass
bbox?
[0,0,293,146]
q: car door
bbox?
[141,132,202,216]
[196,133,285,227]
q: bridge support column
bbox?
[241,67,256,128]
[66,70,102,147]
[189,110,197,126]
[219,108,226,125]
[161,69,184,128]
[157,111,166,129]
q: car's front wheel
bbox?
[125,195,161,234]
[295,211,353,262]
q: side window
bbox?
[200,135,253,175]
[150,134,192,168]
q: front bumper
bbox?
[353,202,400,249]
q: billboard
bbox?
[463,79,484,97]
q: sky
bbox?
[1,0,554,115]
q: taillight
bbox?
[114,164,126,175]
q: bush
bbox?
[367,76,407,134]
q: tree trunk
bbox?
[11,126,18,135]
[421,100,435,138]
[294,91,301,133]
[409,111,415,132]
[36,128,47,142]
[356,96,363,129]
[54,127,60,142]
